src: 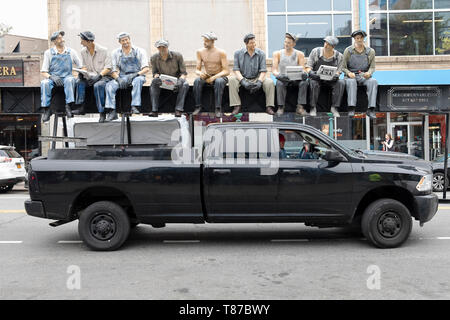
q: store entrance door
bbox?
[390,122,423,158]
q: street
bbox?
[1,184,450,300]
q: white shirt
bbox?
[41,47,82,73]
[80,44,112,74]
[110,45,149,73]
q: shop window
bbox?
[369,0,450,56]
[267,0,353,57]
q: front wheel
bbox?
[433,172,448,192]
[78,201,130,251]
[361,199,412,248]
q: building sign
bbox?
[0,60,24,87]
[379,86,450,112]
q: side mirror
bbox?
[323,150,347,162]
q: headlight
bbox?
[416,174,432,192]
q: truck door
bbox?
[203,126,279,221]
[277,129,353,217]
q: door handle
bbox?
[283,169,301,174]
[213,169,231,174]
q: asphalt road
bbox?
[1,184,450,300]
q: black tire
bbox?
[433,172,448,192]
[361,198,412,248]
[0,184,13,193]
[78,201,130,251]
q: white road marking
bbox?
[0,241,23,244]
[163,240,200,243]
[0,210,26,213]
[57,240,83,244]
[271,239,309,242]
[437,237,450,240]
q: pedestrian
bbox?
[382,133,394,151]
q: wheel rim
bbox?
[377,211,402,238]
[0,185,8,191]
[89,213,117,241]
[433,174,445,191]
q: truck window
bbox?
[279,129,334,160]
[204,127,277,162]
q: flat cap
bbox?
[78,31,95,41]
[155,39,169,48]
[323,35,339,47]
[285,32,298,42]
[201,32,218,41]
[116,31,130,40]
[351,30,367,38]
[50,30,65,41]
[243,33,255,43]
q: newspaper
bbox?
[160,74,178,90]
[286,66,304,81]
[317,65,337,81]
[73,68,97,80]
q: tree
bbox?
[0,23,13,37]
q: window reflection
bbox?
[435,0,450,9]
[389,0,432,10]
[435,12,450,55]
[389,12,433,55]
[369,13,388,56]
[268,15,286,57]
[333,0,352,11]
[288,15,332,56]
[369,0,388,10]
[287,0,332,12]
[267,0,285,12]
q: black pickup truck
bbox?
[25,121,438,250]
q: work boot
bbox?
[276,106,284,116]
[42,108,52,122]
[131,106,140,114]
[309,107,317,117]
[330,107,340,117]
[347,106,355,117]
[105,109,118,122]
[265,107,275,115]
[99,112,106,123]
[367,107,376,119]
[148,111,158,117]
[65,104,73,118]
[72,105,85,115]
[192,107,202,115]
[175,110,182,117]
[232,106,241,115]
[215,108,222,118]
[296,104,307,116]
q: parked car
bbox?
[432,153,450,192]
[0,146,26,193]
[25,122,438,251]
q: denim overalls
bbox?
[40,48,76,107]
[105,48,146,110]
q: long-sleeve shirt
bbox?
[341,45,376,76]
[150,51,187,78]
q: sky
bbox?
[0,0,48,39]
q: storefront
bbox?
[0,56,42,161]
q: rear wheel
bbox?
[78,201,130,251]
[361,198,412,248]
[433,172,448,192]
[0,184,14,193]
